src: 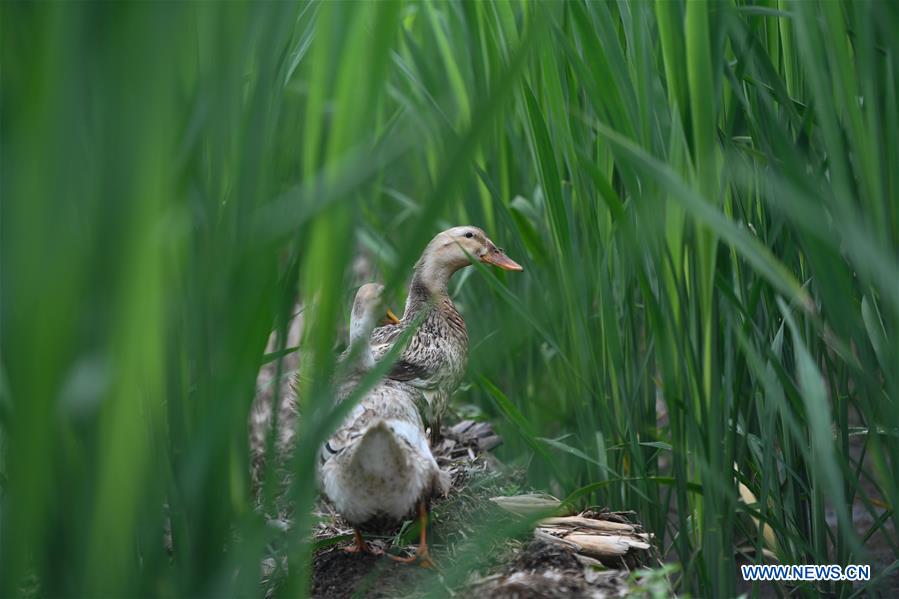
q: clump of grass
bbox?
[2,1,897,597]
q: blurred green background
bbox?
[2,0,897,596]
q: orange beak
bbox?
[480,243,524,272]
[383,308,401,325]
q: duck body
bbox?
[369,275,469,433]
[319,378,448,528]
[318,283,448,531]
[369,226,522,438]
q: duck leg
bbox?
[343,528,383,556]
[388,502,434,567]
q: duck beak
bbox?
[384,308,401,325]
[481,243,524,272]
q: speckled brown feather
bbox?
[369,276,468,429]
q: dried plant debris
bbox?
[436,419,504,460]
[535,513,653,569]
[470,540,634,599]
[469,508,662,598]
[490,493,563,517]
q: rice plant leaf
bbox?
[594,122,814,313]
[479,375,557,468]
[537,436,602,467]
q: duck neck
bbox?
[348,318,376,370]
[405,262,455,318]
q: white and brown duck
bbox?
[369,226,523,442]
[319,283,449,562]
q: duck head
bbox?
[415,226,523,294]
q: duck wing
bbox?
[369,322,440,388]
[380,353,435,384]
[320,400,366,465]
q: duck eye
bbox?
[465,232,474,239]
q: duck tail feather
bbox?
[350,419,411,479]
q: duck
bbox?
[369,226,523,442]
[249,290,399,505]
[319,283,449,561]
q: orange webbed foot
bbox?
[344,529,384,556]
[388,502,435,568]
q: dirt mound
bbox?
[473,540,631,598]
[311,550,427,598]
